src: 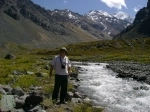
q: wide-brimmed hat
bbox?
[60,47,67,53]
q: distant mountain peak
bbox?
[89,10,113,18]
[113,11,134,23]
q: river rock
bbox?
[12,87,24,96]
[73,84,80,89]
[71,98,82,104]
[140,86,149,90]
[73,92,82,98]
[138,75,147,81]
[83,97,91,103]
[107,61,150,84]
[65,91,73,101]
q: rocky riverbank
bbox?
[106,61,150,84]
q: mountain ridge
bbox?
[114,0,150,39]
[0,0,132,48]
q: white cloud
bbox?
[100,0,127,10]
[133,5,141,12]
[134,7,139,12]
[64,0,68,4]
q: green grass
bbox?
[73,103,104,112]
[35,38,150,63]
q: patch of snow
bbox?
[100,22,107,31]
[113,11,134,23]
[68,12,78,19]
[108,32,111,35]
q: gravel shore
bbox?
[106,61,150,84]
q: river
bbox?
[74,62,150,112]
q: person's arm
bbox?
[67,58,72,75]
[49,65,54,79]
[68,67,72,76]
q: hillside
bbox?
[0,0,101,49]
[0,0,133,49]
[114,0,150,39]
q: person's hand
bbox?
[68,70,72,76]
[49,73,52,79]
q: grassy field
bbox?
[36,38,150,63]
[0,38,150,112]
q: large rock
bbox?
[65,91,73,101]
[1,85,13,93]
[71,98,82,104]
[15,98,25,109]
[12,87,25,96]
[0,87,6,94]
[24,94,43,107]
[73,92,82,98]
[4,54,16,59]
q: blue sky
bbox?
[31,0,147,17]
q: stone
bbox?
[83,97,91,103]
[4,54,16,59]
[138,76,147,81]
[35,72,47,77]
[27,71,34,75]
[24,95,43,106]
[0,87,6,94]
[140,86,149,91]
[73,92,82,98]
[15,98,25,109]
[35,72,43,77]
[73,84,80,89]
[76,78,81,82]
[44,65,50,70]
[13,70,23,75]
[12,87,24,96]
[65,92,73,101]
[71,98,82,104]
[2,85,13,93]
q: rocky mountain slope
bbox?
[114,0,150,39]
[0,0,131,48]
[85,10,131,36]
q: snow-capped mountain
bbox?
[113,11,134,23]
[50,9,132,37]
[85,10,131,36]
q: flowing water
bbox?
[74,62,150,112]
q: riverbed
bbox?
[74,62,150,112]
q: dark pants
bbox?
[52,75,68,102]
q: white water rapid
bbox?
[74,62,150,112]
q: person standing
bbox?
[49,47,71,104]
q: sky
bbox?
[31,0,148,17]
